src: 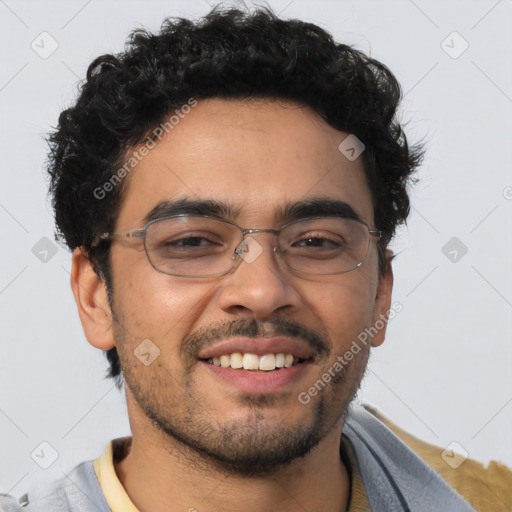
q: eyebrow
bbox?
[143,197,364,226]
[144,198,240,224]
[277,198,363,224]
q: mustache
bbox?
[182,317,331,360]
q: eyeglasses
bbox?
[98,214,383,278]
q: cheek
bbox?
[112,257,219,348]
[302,269,377,349]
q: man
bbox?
[2,6,510,512]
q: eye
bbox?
[154,231,225,256]
[167,236,217,247]
[294,236,340,248]
[292,232,346,249]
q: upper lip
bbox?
[197,337,313,360]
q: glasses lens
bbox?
[280,217,370,275]
[145,216,240,277]
[143,216,372,277]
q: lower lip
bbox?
[200,361,310,393]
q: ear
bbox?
[70,248,115,350]
[371,250,394,348]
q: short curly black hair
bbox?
[47,5,423,389]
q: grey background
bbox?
[0,0,511,493]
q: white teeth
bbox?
[208,352,301,371]
[259,354,276,371]
[242,353,260,370]
[230,352,243,369]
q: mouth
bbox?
[202,352,308,372]
[197,338,314,394]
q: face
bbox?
[106,98,392,476]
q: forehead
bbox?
[116,98,374,227]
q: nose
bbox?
[217,234,302,319]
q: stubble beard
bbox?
[118,348,366,477]
[115,317,370,477]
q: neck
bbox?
[115,420,351,512]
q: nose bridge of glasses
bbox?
[235,227,280,257]
[241,227,280,237]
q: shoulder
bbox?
[364,404,512,512]
[0,461,110,512]
[0,493,25,512]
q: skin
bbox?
[71,98,393,512]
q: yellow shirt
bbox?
[92,407,512,512]
[92,435,370,511]
[93,437,138,512]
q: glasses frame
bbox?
[98,214,384,278]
